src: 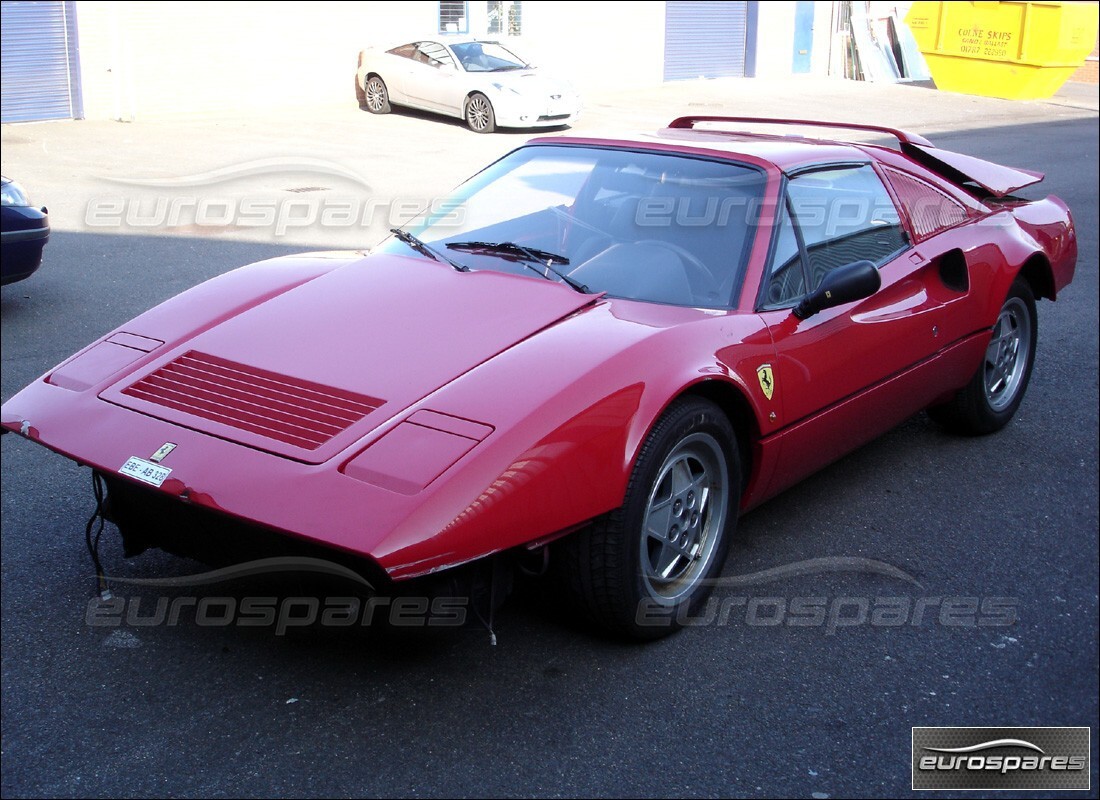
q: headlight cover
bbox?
[342,410,494,495]
[0,180,31,207]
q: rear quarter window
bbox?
[881,166,970,241]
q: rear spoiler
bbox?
[667,116,1044,197]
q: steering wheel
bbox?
[635,240,721,304]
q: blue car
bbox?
[1,177,49,285]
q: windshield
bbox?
[451,41,528,72]
[388,145,767,307]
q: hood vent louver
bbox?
[121,351,382,451]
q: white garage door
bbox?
[1,0,82,123]
[664,1,748,81]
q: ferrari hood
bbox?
[101,253,597,464]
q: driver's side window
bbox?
[763,165,907,309]
[763,201,805,307]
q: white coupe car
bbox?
[355,38,580,133]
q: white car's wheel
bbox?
[364,76,391,114]
[465,93,495,133]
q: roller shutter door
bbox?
[664,1,748,81]
[1,0,81,123]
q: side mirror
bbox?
[793,260,881,320]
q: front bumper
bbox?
[1,205,50,285]
[491,94,581,129]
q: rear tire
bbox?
[928,277,1037,435]
[559,397,739,640]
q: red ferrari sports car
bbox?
[0,117,1076,639]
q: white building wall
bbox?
[752,1,834,78]
[517,1,666,90]
[70,1,832,121]
[74,0,665,120]
[753,1,796,77]
[75,0,439,120]
[811,2,835,76]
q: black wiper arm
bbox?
[390,228,469,272]
[446,240,588,293]
[447,240,568,265]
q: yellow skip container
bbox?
[905,1,1099,100]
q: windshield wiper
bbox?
[390,228,469,272]
[446,240,588,293]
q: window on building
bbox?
[508,1,522,35]
[487,1,522,35]
[439,1,469,34]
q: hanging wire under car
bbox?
[84,472,112,600]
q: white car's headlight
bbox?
[490,82,522,96]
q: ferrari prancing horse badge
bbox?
[757,364,775,401]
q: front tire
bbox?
[364,75,391,114]
[560,397,739,639]
[928,277,1037,435]
[465,93,495,133]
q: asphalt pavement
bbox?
[1,78,1097,798]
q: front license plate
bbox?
[119,456,172,487]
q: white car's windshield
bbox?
[389,145,767,308]
[451,41,528,72]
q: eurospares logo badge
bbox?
[912,727,1090,790]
